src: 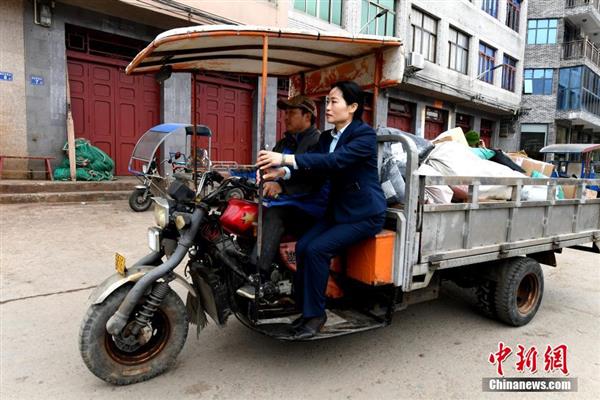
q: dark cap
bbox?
[277,95,317,116]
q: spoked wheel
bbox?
[494,257,544,327]
[79,285,188,385]
[128,188,152,212]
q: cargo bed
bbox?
[377,134,600,292]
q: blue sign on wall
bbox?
[0,72,13,81]
[30,75,44,86]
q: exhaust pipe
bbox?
[106,206,206,335]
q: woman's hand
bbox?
[257,150,284,170]
[263,168,286,181]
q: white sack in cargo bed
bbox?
[423,141,526,200]
[415,164,454,204]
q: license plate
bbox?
[115,252,127,276]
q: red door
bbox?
[480,119,494,148]
[387,100,414,133]
[276,90,289,142]
[424,107,447,140]
[455,113,472,133]
[67,55,160,175]
[193,75,254,163]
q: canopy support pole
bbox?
[192,71,198,187]
[373,49,383,127]
[257,35,268,261]
[253,34,269,321]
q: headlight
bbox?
[153,197,170,228]
[147,227,161,252]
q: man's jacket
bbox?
[266,125,328,218]
[272,125,320,195]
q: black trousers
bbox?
[294,213,385,318]
[255,206,315,276]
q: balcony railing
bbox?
[562,39,600,68]
[565,0,600,12]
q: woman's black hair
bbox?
[331,80,364,121]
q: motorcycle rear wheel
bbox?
[129,188,153,212]
[79,285,188,385]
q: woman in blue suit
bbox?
[257,81,386,339]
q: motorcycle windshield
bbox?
[131,130,168,164]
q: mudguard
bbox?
[88,265,197,305]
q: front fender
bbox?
[88,265,197,305]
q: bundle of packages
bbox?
[377,127,434,204]
[423,141,526,201]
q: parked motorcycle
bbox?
[128,153,188,212]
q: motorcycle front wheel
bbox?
[79,285,189,385]
[128,188,153,212]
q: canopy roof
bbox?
[126,25,402,76]
[540,143,600,153]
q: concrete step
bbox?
[0,178,139,194]
[0,190,131,204]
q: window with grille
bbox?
[411,7,438,62]
[293,0,342,25]
[448,27,469,74]
[524,68,553,94]
[502,54,517,92]
[478,42,496,84]
[361,0,395,36]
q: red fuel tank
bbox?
[219,199,258,236]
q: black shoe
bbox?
[289,315,305,330]
[291,314,327,340]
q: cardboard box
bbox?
[432,127,469,147]
[507,153,555,177]
[585,189,598,199]
[558,186,597,199]
[562,185,577,199]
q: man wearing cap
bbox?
[243,95,326,292]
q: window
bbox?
[581,67,600,116]
[361,0,395,36]
[557,66,582,110]
[294,0,342,25]
[478,42,496,84]
[506,0,521,32]
[502,55,517,92]
[411,8,438,62]
[448,27,469,74]
[482,0,499,17]
[524,68,553,94]
[527,19,558,44]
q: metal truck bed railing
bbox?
[377,134,600,293]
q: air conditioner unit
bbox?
[407,52,425,71]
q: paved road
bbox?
[1,201,599,399]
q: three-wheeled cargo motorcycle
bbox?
[79,25,600,386]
